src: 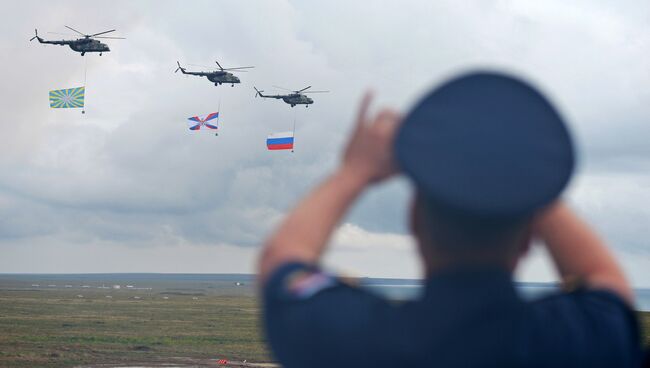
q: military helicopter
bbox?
[29,26,125,56]
[175,61,254,87]
[253,86,329,107]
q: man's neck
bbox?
[421,246,516,278]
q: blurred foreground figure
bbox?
[258,72,642,368]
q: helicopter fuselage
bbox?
[175,61,252,86]
[207,72,240,85]
[31,27,119,56]
[39,37,110,54]
[68,38,110,53]
[282,94,313,106]
[255,89,315,107]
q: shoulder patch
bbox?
[285,269,337,299]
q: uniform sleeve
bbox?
[262,262,401,368]
[523,288,642,367]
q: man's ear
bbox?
[515,226,533,262]
[508,225,533,271]
[411,191,438,274]
[410,191,429,242]
[409,193,417,235]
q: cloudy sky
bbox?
[1,0,649,286]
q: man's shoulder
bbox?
[263,262,425,368]
[524,287,636,325]
[519,288,641,366]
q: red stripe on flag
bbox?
[267,143,293,150]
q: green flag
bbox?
[49,87,85,109]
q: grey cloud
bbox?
[0,0,649,279]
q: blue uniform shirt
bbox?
[263,262,642,368]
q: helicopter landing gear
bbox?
[99,52,102,56]
[291,105,295,108]
[231,84,234,87]
[81,52,85,56]
[306,105,309,108]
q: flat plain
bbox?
[0,274,269,367]
[0,275,648,367]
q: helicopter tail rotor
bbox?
[254,87,264,98]
[174,61,184,73]
[29,29,38,42]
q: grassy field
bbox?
[0,276,270,368]
[0,277,648,367]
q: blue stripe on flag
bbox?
[267,137,294,145]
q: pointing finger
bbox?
[354,91,374,132]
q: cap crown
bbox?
[395,72,574,218]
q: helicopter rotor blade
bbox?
[65,25,86,37]
[272,85,292,92]
[188,63,215,69]
[215,61,224,71]
[47,32,76,36]
[94,36,126,40]
[222,66,255,71]
[297,86,312,93]
[303,91,329,93]
[90,29,116,37]
[185,64,247,73]
[222,69,250,73]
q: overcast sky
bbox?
[1,0,649,287]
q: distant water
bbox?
[1,273,648,311]
[0,273,258,282]
[361,281,650,312]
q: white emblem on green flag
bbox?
[49,87,85,109]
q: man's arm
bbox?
[534,202,634,305]
[258,93,400,284]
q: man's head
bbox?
[410,190,533,273]
[395,72,574,272]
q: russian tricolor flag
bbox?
[267,131,294,150]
